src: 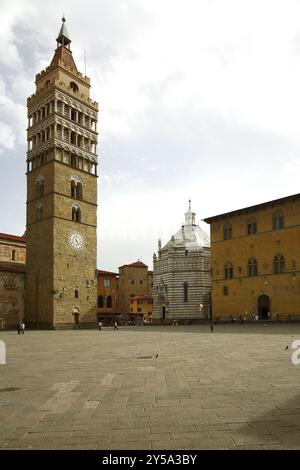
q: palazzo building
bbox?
[25,18,98,328]
[153,202,211,323]
[97,270,120,324]
[203,193,300,320]
[118,261,153,322]
[0,233,26,329]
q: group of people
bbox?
[17,321,25,335]
[98,321,118,331]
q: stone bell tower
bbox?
[25,17,98,328]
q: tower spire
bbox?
[56,15,71,49]
[185,199,196,225]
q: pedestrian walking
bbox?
[17,321,21,335]
[98,321,102,331]
[114,321,118,331]
[20,322,25,334]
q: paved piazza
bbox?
[0,324,300,450]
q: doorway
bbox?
[258,295,270,320]
[73,309,80,327]
[162,306,166,320]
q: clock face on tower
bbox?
[68,231,85,250]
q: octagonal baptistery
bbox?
[153,201,211,323]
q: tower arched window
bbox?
[223,224,232,240]
[70,133,77,146]
[98,295,104,308]
[72,204,81,222]
[248,258,258,277]
[106,296,112,308]
[224,262,233,279]
[183,282,188,303]
[70,81,79,94]
[274,255,285,274]
[70,178,83,200]
[273,211,284,230]
[75,289,79,299]
[71,180,76,198]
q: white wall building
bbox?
[153,201,211,323]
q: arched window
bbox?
[223,224,232,240]
[98,295,104,308]
[75,289,79,299]
[70,133,77,146]
[274,255,285,274]
[183,282,188,302]
[71,180,76,198]
[71,153,77,167]
[224,262,233,279]
[273,212,284,230]
[70,81,79,94]
[106,296,112,308]
[70,179,83,200]
[72,205,81,222]
[248,258,258,277]
[71,109,77,122]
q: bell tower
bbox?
[26,18,98,328]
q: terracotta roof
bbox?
[0,262,26,273]
[0,233,26,243]
[120,261,148,269]
[203,193,300,223]
[97,270,119,276]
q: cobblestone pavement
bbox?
[0,324,300,450]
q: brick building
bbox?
[0,233,26,329]
[118,261,153,322]
[204,193,300,320]
[97,270,119,324]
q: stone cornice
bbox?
[27,138,98,162]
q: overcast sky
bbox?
[1,0,299,271]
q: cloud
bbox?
[0,121,16,153]
[0,0,300,271]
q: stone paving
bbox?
[0,324,300,450]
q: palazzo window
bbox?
[248,258,258,277]
[273,212,284,230]
[98,295,104,308]
[274,255,285,274]
[106,296,112,308]
[247,221,257,235]
[224,262,233,279]
[223,224,232,240]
